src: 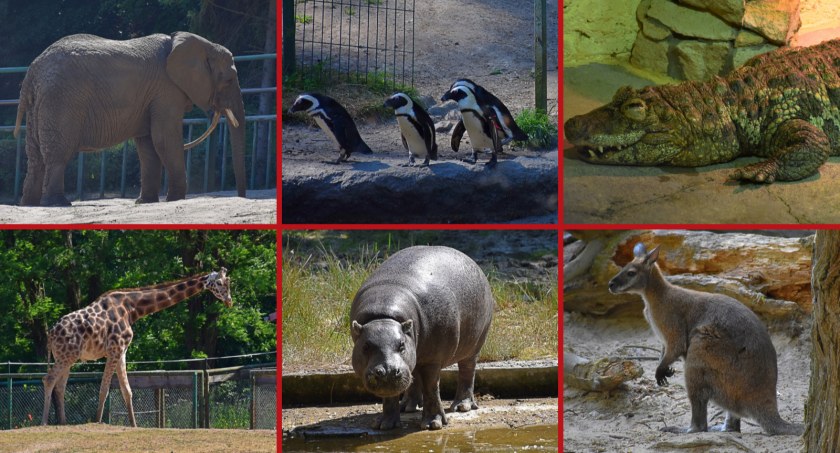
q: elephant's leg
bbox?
[135,136,162,204]
[21,138,45,206]
[151,124,187,202]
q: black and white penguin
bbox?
[383,93,438,167]
[447,79,528,144]
[441,85,502,167]
[289,93,372,163]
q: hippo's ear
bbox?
[351,320,363,340]
[401,320,413,336]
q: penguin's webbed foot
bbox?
[485,154,498,169]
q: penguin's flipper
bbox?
[451,119,466,152]
[430,142,438,161]
[354,141,373,155]
[507,118,529,142]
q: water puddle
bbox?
[282,424,558,452]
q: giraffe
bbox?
[41,268,233,427]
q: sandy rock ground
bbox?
[0,189,276,224]
[563,313,808,452]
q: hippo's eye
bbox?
[363,342,371,353]
[398,341,406,353]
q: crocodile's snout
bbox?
[563,115,587,144]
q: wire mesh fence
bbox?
[0,352,276,430]
[291,0,415,89]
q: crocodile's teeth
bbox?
[598,146,604,153]
[588,149,597,159]
[618,145,623,150]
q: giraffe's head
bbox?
[205,268,233,307]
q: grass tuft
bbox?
[514,108,558,149]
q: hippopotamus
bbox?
[350,245,495,430]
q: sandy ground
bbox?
[0,189,276,224]
[563,56,840,225]
[0,424,276,453]
[563,313,808,452]
[282,0,559,221]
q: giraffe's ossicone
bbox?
[41,269,233,427]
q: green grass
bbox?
[295,14,313,24]
[281,232,557,370]
[514,108,558,149]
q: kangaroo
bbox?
[609,243,803,436]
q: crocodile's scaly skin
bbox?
[564,39,840,183]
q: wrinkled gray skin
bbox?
[350,246,495,431]
[14,32,247,206]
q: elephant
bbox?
[13,32,247,206]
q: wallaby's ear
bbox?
[644,246,661,265]
[633,242,647,258]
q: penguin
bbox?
[289,93,372,163]
[441,85,502,167]
[383,93,438,167]
[447,79,529,145]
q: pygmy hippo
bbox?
[350,245,495,430]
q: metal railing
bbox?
[0,54,276,204]
[288,0,415,89]
[0,351,276,430]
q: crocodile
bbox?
[564,39,840,183]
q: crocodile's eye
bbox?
[622,99,647,121]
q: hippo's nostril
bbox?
[394,369,402,378]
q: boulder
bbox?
[735,29,767,47]
[733,43,779,68]
[630,32,670,75]
[673,40,731,80]
[646,0,737,41]
[743,0,801,45]
[679,0,745,25]
[564,230,812,320]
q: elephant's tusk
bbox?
[225,108,240,128]
[183,110,221,150]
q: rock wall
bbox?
[563,0,642,64]
[563,230,813,320]
[631,0,801,80]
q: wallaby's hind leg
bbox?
[661,389,709,433]
[710,412,741,432]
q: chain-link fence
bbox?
[0,353,276,430]
[289,0,415,89]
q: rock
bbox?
[435,120,455,133]
[563,230,813,319]
[563,0,640,63]
[418,95,436,109]
[679,0,745,25]
[428,101,457,117]
[282,153,559,223]
[743,0,801,45]
[733,43,779,68]
[646,0,737,41]
[640,15,671,41]
[735,29,767,47]
[673,40,731,81]
[630,32,670,75]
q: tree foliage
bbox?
[0,230,276,370]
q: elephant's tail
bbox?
[13,100,24,139]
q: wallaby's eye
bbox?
[627,270,637,277]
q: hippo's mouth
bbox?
[364,370,412,398]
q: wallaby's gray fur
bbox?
[609,243,803,436]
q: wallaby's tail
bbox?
[759,412,804,436]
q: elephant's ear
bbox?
[166,32,213,111]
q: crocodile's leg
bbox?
[730,119,830,183]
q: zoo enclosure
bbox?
[0,352,276,430]
[284,0,415,89]
[0,53,277,204]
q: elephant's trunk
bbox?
[183,111,221,150]
[228,102,247,197]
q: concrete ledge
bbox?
[282,154,558,224]
[282,360,559,405]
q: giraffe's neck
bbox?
[112,274,209,324]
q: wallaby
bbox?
[608,243,803,436]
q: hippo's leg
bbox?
[417,365,447,430]
[451,355,479,412]
[400,374,423,413]
[372,395,401,430]
[730,119,829,183]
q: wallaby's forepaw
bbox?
[655,366,675,386]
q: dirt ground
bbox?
[0,424,276,453]
[282,0,559,188]
[0,189,276,224]
[563,313,809,452]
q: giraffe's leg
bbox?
[115,352,136,427]
[41,360,72,425]
[53,366,71,425]
[96,358,118,424]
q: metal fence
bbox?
[289,0,415,89]
[0,54,277,205]
[0,352,276,430]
